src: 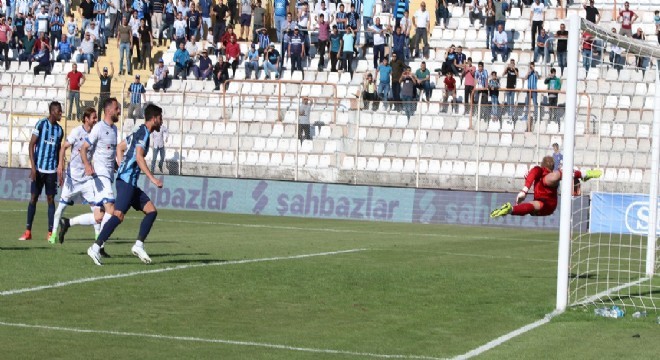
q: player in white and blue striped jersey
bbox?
[19,102,64,241]
[88,104,164,266]
[49,108,104,245]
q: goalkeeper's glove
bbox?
[516,187,529,204]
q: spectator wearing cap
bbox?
[225,35,241,78]
[213,55,230,90]
[56,34,73,61]
[263,43,280,79]
[152,59,172,92]
[76,31,96,71]
[66,63,85,120]
[127,74,146,120]
[96,62,114,116]
[316,13,330,70]
[138,18,153,71]
[85,21,100,44]
[173,41,190,79]
[256,27,270,56]
[289,26,304,78]
[195,50,214,80]
[329,25,341,72]
[244,44,260,79]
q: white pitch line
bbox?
[0,321,445,360]
[451,310,561,360]
[0,249,367,297]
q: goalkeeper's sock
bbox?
[512,203,535,216]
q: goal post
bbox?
[557,15,660,312]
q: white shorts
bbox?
[59,177,97,206]
[92,176,116,206]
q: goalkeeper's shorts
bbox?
[532,197,557,217]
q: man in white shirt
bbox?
[76,33,96,71]
[150,124,169,173]
[491,24,509,62]
[315,1,333,24]
[530,0,545,50]
[370,17,386,70]
[412,2,430,59]
[173,11,187,48]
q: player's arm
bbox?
[136,146,163,188]
[517,166,543,204]
[116,139,127,169]
[28,133,38,181]
[57,140,72,186]
[80,140,95,176]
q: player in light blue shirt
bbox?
[88,104,164,266]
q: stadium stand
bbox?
[0,1,658,194]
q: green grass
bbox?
[0,199,658,359]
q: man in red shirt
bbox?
[219,27,237,54]
[617,1,638,37]
[490,156,602,218]
[442,71,456,113]
[224,36,241,78]
[0,15,12,70]
[66,63,86,120]
[581,31,593,72]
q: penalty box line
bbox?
[0,249,367,297]
[0,321,444,360]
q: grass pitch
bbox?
[0,199,658,359]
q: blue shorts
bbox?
[31,172,58,197]
[114,179,152,214]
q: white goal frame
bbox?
[556,15,660,311]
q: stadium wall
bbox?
[0,167,586,231]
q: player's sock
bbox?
[70,213,97,226]
[94,223,101,238]
[100,213,112,231]
[134,240,144,248]
[47,202,55,232]
[137,211,158,241]
[512,203,536,216]
[26,202,36,231]
[91,243,101,253]
[95,215,122,246]
[51,203,68,235]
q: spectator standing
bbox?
[173,41,190,79]
[329,25,341,72]
[94,0,109,48]
[534,28,549,63]
[252,1,266,43]
[298,97,312,143]
[150,124,168,174]
[172,11,187,48]
[522,61,539,121]
[138,18,153,70]
[340,26,355,78]
[392,25,406,61]
[632,28,648,75]
[273,0,288,42]
[14,12,26,47]
[545,68,561,124]
[362,0,376,51]
[228,0,238,26]
[530,0,544,51]
[501,59,518,120]
[76,32,95,71]
[129,12,142,68]
[67,63,85,120]
[18,31,35,66]
[256,27,270,55]
[212,0,229,44]
[468,0,484,26]
[97,62,114,117]
[0,16,11,70]
[442,72,456,113]
[463,58,476,114]
[395,0,410,29]
[390,53,405,110]
[436,0,448,28]
[412,2,430,59]
[187,3,201,40]
[485,1,495,48]
[376,57,392,110]
[551,142,563,170]
[244,44,259,79]
[415,61,432,102]
[280,13,295,63]
[335,4,347,34]
[238,0,251,41]
[79,0,95,36]
[370,17,386,70]
[399,66,417,119]
[159,0,175,46]
[583,0,600,24]
[263,43,280,79]
[474,61,489,108]
[581,31,593,71]
[289,27,304,78]
[65,14,77,47]
[48,6,64,51]
[24,13,35,37]
[362,73,379,111]
[608,27,624,75]
[346,5,360,49]
[316,14,330,70]
[488,71,500,121]
[297,3,310,57]
[117,17,132,75]
[491,24,509,62]
[152,59,172,91]
[219,27,237,55]
[127,74,146,120]
[493,0,506,29]
[555,23,568,76]
[225,36,240,78]
[198,0,212,38]
[618,1,637,37]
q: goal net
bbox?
[561,16,660,312]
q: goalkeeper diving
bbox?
[490,156,601,218]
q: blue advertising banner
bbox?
[0,167,581,230]
[590,192,655,234]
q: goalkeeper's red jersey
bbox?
[525,166,557,201]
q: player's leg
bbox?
[490,200,544,218]
[131,188,156,264]
[45,173,58,238]
[20,173,45,240]
[543,170,562,188]
[49,178,75,244]
[87,178,122,265]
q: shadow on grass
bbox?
[61,238,175,244]
[570,272,599,279]
[0,246,52,251]
[107,259,226,265]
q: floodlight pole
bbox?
[556,14,580,312]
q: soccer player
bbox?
[19,101,64,241]
[80,97,120,245]
[49,108,104,245]
[87,104,164,266]
[490,156,601,218]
